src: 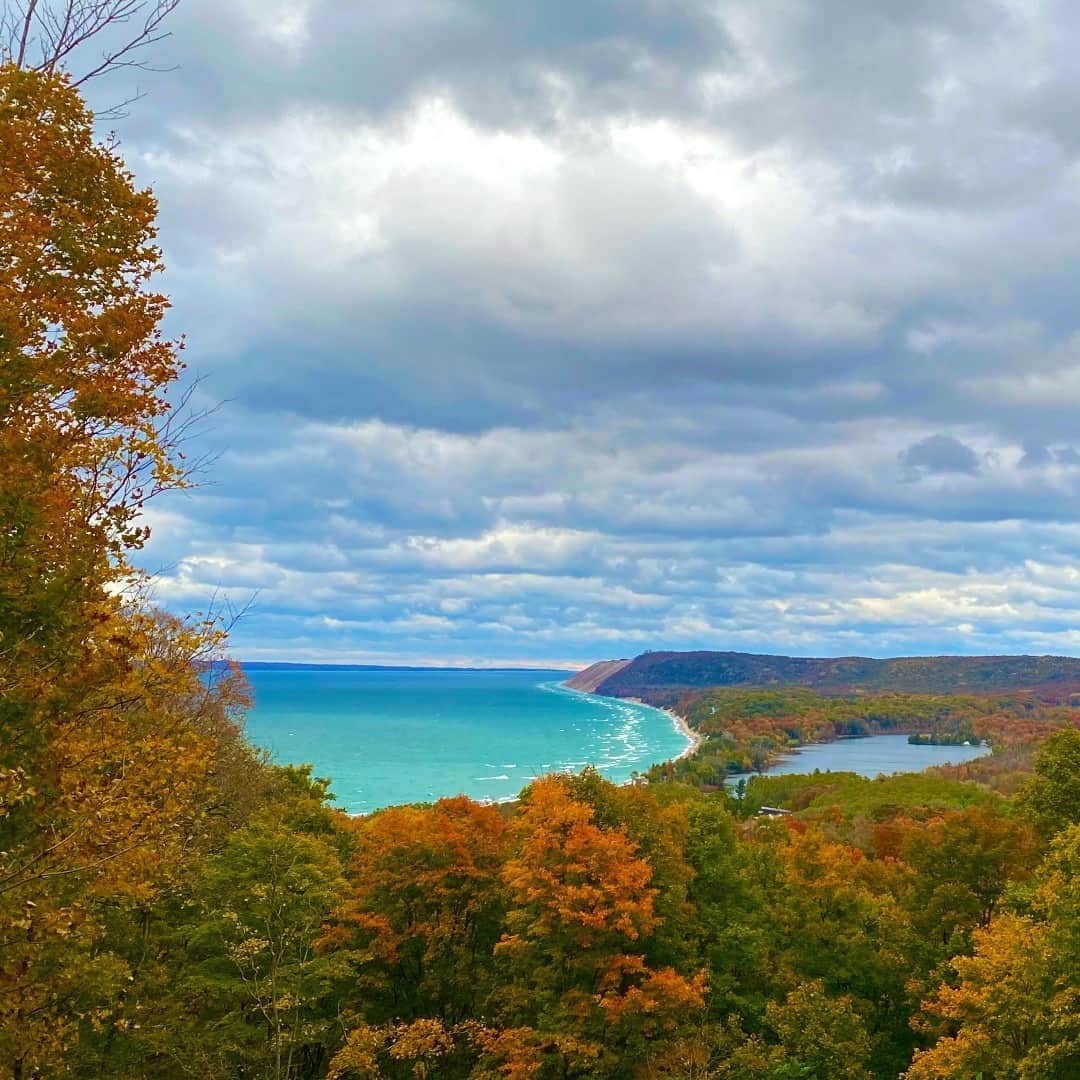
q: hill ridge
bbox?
[571,649,1080,700]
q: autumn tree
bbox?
[326,779,706,1080]
[769,824,907,998]
[493,775,706,1078]
[0,64,248,1076]
[906,915,1057,1079]
[755,821,916,1075]
[323,796,509,1027]
[563,767,697,969]
[906,823,1080,1079]
[328,1019,476,1080]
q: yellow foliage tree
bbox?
[0,64,249,1077]
[906,824,1080,1079]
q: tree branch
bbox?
[2,0,182,88]
[16,0,41,66]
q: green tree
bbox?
[714,980,874,1080]
[159,812,351,1080]
[899,806,1038,951]
[764,980,874,1080]
[1017,727,1080,837]
[684,797,771,1020]
[907,824,1080,1079]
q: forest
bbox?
[646,688,1073,786]
[589,650,1080,700]
[2,59,1080,1080]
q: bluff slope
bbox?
[567,650,1080,700]
[564,659,632,693]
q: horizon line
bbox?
[226,660,583,672]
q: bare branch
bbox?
[16,0,41,67]
[2,0,182,89]
[72,1,182,87]
[93,83,145,120]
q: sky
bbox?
[69,0,1080,666]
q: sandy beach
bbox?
[621,696,703,762]
[663,707,704,761]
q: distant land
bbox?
[567,650,1080,702]
[563,658,633,693]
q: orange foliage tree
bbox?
[492,775,706,1077]
[324,795,509,1027]
[325,779,706,1079]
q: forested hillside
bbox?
[3,63,1080,1080]
[581,649,1080,700]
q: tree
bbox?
[906,824,1080,1079]
[906,914,1056,1079]
[197,813,349,1080]
[684,797,771,1019]
[0,64,241,1076]
[764,981,873,1080]
[498,775,661,1004]
[1017,727,1080,837]
[710,980,875,1080]
[563,767,697,970]
[143,812,351,1080]
[323,796,508,1027]
[770,823,907,1002]
[758,821,915,1075]
[493,775,706,1077]
[898,806,1038,950]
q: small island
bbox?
[908,731,982,746]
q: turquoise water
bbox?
[726,733,990,785]
[241,667,689,813]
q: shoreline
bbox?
[556,681,703,769]
[622,696,703,763]
[654,705,703,762]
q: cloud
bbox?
[900,435,983,477]
[48,0,1080,663]
[1019,441,1054,469]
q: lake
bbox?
[241,667,690,813]
[726,733,991,785]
